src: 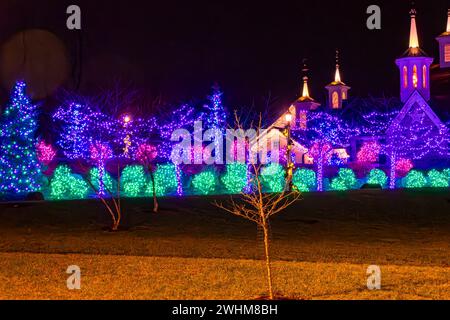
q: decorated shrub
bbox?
[150,163,178,197]
[50,165,89,200]
[192,171,217,195]
[427,170,449,188]
[261,163,285,193]
[367,169,388,188]
[292,168,316,192]
[221,163,248,194]
[121,165,146,197]
[404,170,427,189]
[331,168,357,191]
[89,167,115,193]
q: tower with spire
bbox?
[436,9,450,69]
[325,50,350,109]
[395,8,434,102]
[291,61,320,130]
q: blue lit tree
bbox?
[0,82,42,195]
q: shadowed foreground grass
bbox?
[0,252,448,300]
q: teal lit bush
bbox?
[192,171,217,195]
[89,167,115,192]
[293,168,316,192]
[367,169,388,188]
[331,168,357,191]
[50,165,89,200]
[121,165,146,197]
[147,164,178,197]
[404,170,427,189]
[261,163,285,193]
[221,163,248,194]
[427,170,449,188]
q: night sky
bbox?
[0,0,449,111]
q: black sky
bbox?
[0,0,449,111]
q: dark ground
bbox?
[0,189,449,267]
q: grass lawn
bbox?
[0,189,449,299]
[0,253,448,300]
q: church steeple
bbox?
[396,7,433,102]
[436,9,450,68]
[325,50,350,109]
[409,8,420,49]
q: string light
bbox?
[331,168,357,191]
[367,169,388,188]
[0,81,42,195]
[50,165,89,200]
[221,163,248,194]
[121,165,146,197]
[293,168,316,192]
[261,163,285,193]
[404,170,427,188]
[192,171,217,195]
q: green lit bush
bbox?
[427,170,449,188]
[404,170,427,189]
[367,169,388,188]
[192,171,217,195]
[147,164,178,197]
[261,163,285,193]
[293,168,316,192]
[50,165,89,200]
[89,167,115,192]
[331,168,357,191]
[221,163,248,194]
[121,165,146,197]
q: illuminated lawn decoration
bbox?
[50,165,89,200]
[192,171,217,195]
[36,140,57,166]
[89,168,114,193]
[0,81,42,195]
[121,165,146,197]
[90,143,113,195]
[261,163,285,193]
[367,169,388,188]
[404,170,427,189]
[147,164,178,197]
[293,168,316,192]
[396,158,414,177]
[427,170,449,188]
[331,168,357,191]
[357,141,381,163]
[221,163,248,194]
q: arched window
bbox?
[403,66,408,88]
[412,65,418,88]
[422,65,427,88]
[342,91,347,100]
[332,92,339,109]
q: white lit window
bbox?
[445,44,450,63]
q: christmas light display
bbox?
[427,169,449,188]
[0,82,42,195]
[89,168,114,193]
[53,103,93,159]
[204,85,227,131]
[121,165,146,197]
[261,163,285,193]
[192,171,217,195]
[357,141,381,163]
[294,111,358,192]
[292,168,316,192]
[90,143,113,195]
[50,165,89,200]
[367,169,388,188]
[396,158,414,177]
[221,163,248,194]
[404,170,427,189]
[36,140,57,166]
[149,164,178,197]
[331,168,357,191]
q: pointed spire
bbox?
[334,50,343,84]
[301,60,311,99]
[409,8,420,48]
[446,9,450,33]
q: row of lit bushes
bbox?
[45,164,450,200]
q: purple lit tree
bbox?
[294,112,358,191]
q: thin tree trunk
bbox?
[149,169,158,213]
[317,157,323,192]
[263,221,274,300]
